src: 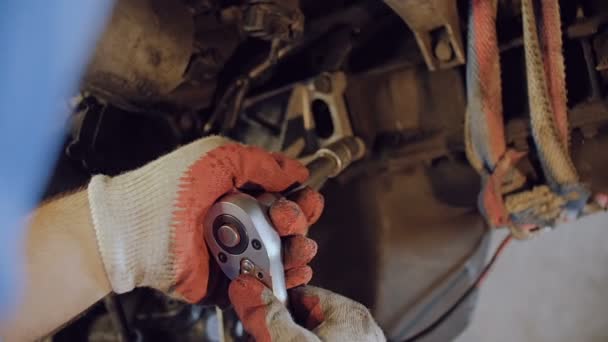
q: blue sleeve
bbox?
[0,0,114,316]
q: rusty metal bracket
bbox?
[383,0,465,71]
[242,0,304,42]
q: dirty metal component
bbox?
[285,73,353,146]
[568,13,608,38]
[310,166,488,341]
[346,102,608,214]
[505,100,608,147]
[234,72,354,156]
[434,36,453,62]
[83,0,194,111]
[242,0,304,42]
[204,42,295,134]
[65,97,183,174]
[184,8,240,83]
[346,64,466,145]
[84,0,242,112]
[313,136,366,175]
[592,25,608,83]
[581,38,602,100]
[383,0,465,71]
[500,13,608,53]
[204,0,306,134]
[594,34,608,71]
[239,72,353,157]
[300,136,366,190]
[346,52,608,171]
[175,7,242,107]
[182,0,217,15]
[313,74,333,93]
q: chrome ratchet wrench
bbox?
[204,137,365,303]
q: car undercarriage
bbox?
[44,0,608,340]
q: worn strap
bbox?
[466,0,506,173]
[522,0,577,187]
[466,0,594,236]
[466,0,526,228]
[477,150,526,227]
[521,0,590,220]
[538,0,569,148]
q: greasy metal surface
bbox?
[505,100,608,149]
[205,43,296,134]
[383,0,465,70]
[311,166,487,341]
[573,128,608,194]
[83,0,194,111]
[290,73,353,146]
[242,0,304,42]
[500,14,608,52]
[346,65,466,145]
[234,72,354,156]
[310,62,487,340]
[171,8,242,110]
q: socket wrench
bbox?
[204,137,365,303]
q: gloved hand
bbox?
[87,136,324,302]
[229,275,386,342]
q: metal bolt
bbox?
[240,259,255,275]
[314,75,332,93]
[252,239,262,250]
[217,224,241,248]
[218,252,227,263]
[434,39,453,62]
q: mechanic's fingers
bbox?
[229,275,320,342]
[231,145,308,192]
[290,287,325,330]
[285,266,313,289]
[269,198,308,236]
[272,152,310,183]
[291,187,325,225]
[289,286,386,341]
[228,275,273,339]
[283,235,317,270]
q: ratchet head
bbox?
[204,192,288,304]
[204,137,367,305]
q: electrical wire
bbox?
[403,234,513,342]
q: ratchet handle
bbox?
[204,192,288,304]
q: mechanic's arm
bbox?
[0,136,323,341]
[1,191,111,341]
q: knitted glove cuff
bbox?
[88,136,231,294]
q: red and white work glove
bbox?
[230,275,386,341]
[87,136,323,302]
